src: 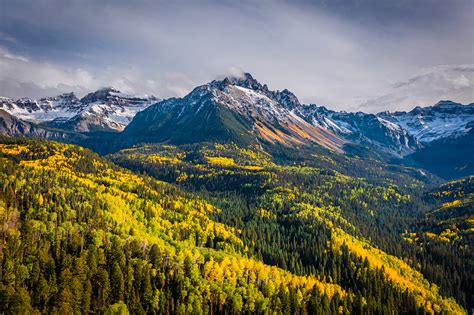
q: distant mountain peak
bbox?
[430,100,470,112]
[227,72,263,90]
[433,100,459,107]
[80,87,121,103]
[41,91,80,104]
[58,92,78,98]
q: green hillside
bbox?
[110,142,468,314]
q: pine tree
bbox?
[111,262,125,303]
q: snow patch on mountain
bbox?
[0,93,83,123]
[376,116,402,132]
[378,101,474,143]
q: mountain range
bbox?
[0,87,158,132]
[1,73,472,179]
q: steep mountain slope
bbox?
[0,109,76,140]
[67,88,158,132]
[0,88,158,132]
[298,104,420,155]
[373,100,474,179]
[298,100,473,157]
[119,74,345,152]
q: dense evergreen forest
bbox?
[0,138,471,314]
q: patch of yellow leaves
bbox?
[206,156,236,167]
[442,199,462,208]
[0,144,29,155]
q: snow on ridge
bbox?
[376,116,402,132]
[386,110,474,143]
[323,116,352,134]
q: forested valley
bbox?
[0,138,471,314]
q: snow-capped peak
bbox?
[207,73,301,112]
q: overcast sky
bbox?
[0,0,473,112]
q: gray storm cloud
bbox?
[0,0,473,111]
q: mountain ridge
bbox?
[2,74,472,149]
[1,73,472,179]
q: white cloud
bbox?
[0,48,92,98]
[359,64,474,112]
[226,67,246,79]
[0,47,166,99]
[3,52,28,62]
[162,72,196,97]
